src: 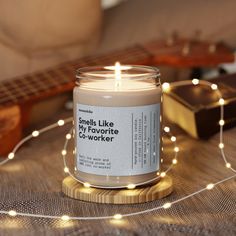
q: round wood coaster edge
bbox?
[62,175,173,204]
[62,176,173,204]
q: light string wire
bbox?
[0,79,235,221]
[61,127,178,189]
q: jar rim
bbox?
[76,65,160,81]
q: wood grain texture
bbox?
[0,105,22,155]
[62,175,173,204]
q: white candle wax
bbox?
[73,65,162,188]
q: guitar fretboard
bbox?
[0,45,150,107]
[0,39,234,108]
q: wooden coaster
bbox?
[62,176,173,204]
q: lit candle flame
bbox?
[115,62,121,81]
[104,62,132,90]
[115,62,121,89]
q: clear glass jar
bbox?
[73,65,162,188]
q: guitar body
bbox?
[0,105,22,156]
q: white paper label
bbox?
[75,103,160,176]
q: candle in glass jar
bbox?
[73,63,162,188]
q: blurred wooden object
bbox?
[0,38,234,155]
[144,39,233,67]
[0,106,21,155]
[164,73,236,138]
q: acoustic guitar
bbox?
[0,38,234,156]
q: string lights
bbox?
[0,79,235,222]
[60,122,179,190]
